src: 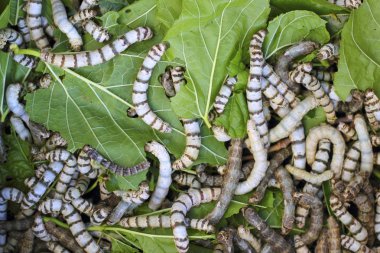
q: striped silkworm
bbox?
[64,176,91,202]
[275,166,295,235]
[26,0,50,49]
[69,9,97,24]
[338,122,357,141]
[235,120,268,195]
[77,149,99,178]
[43,132,68,151]
[90,206,111,225]
[317,43,339,60]
[343,172,369,202]
[38,199,102,253]
[341,235,373,253]
[71,196,94,216]
[328,0,362,8]
[232,233,256,253]
[170,66,186,93]
[170,188,221,253]
[32,214,53,241]
[10,116,31,141]
[25,176,38,188]
[261,77,289,109]
[341,141,360,183]
[207,138,243,224]
[17,18,30,42]
[196,170,223,187]
[27,73,52,92]
[330,194,368,244]
[29,120,50,145]
[364,89,380,131]
[354,193,375,246]
[173,171,201,188]
[247,30,269,148]
[41,16,55,38]
[41,27,152,68]
[311,69,334,82]
[354,114,373,175]
[294,235,311,253]
[306,125,345,178]
[327,216,341,253]
[51,0,82,51]
[47,241,71,253]
[320,81,342,107]
[0,217,33,231]
[172,119,201,170]
[159,67,176,97]
[82,20,110,43]
[285,165,333,184]
[216,229,234,253]
[214,77,237,114]
[6,83,29,123]
[371,135,380,147]
[289,63,337,124]
[132,43,172,133]
[237,226,261,253]
[212,125,231,142]
[336,89,364,113]
[241,207,294,253]
[83,145,150,176]
[99,181,111,200]
[3,231,23,252]
[80,0,98,10]
[315,229,329,253]
[144,141,172,210]
[375,192,380,241]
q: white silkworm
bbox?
[341,141,360,183]
[39,199,102,253]
[354,114,373,175]
[235,120,268,195]
[69,9,97,24]
[26,0,50,49]
[317,43,339,60]
[32,215,53,241]
[247,30,269,148]
[294,235,311,253]
[41,16,54,37]
[172,119,201,170]
[214,77,237,114]
[17,18,30,42]
[6,83,29,123]
[132,43,172,133]
[341,235,361,252]
[144,141,172,210]
[10,116,31,141]
[41,27,153,68]
[286,165,333,184]
[237,226,261,252]
[51,0,82,51]
[80,0,98,10]
[171,188,221,253]
[330,194,368,244]
[212,125,231,142]
[306,125,345,178]
[328,0,362,8]
[173,171,201,189]
[338,122,357,141]
[47,241,71,253]
[82,20,110,43]
[107,200,130,225]
[364,89,380,131]
[261,77,289,109]
[91,206,111,225]
[311,69,334,82]
[170,66,186,93]
[65,175,90,201]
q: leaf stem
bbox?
[43,216,70,229]
[203,116,211,128]
[85,176,102,194]
[9,44,41,57]
[1,109,9,122]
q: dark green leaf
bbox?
[106,170,149,191]
[9,0,22,26]
[270,0,348,16]
[0,4,10,29]
[302,107,326,134]
[257,189,284,228]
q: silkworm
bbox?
[341,141,360,183]
[336,89,364,113]
[261,77,288,109]
[170,66,186,93]
[10,116,31,141]
[26,0,50,49]
[144,141,172,210]
[216,229,234,253]
[344,172,369,202]
[269,138,291,153]
[207,138,243,224]
[286,165,333,184]
[159,67,176,97]
[327,216,341,253]
[90,206,111,225]
[354,114,373,175]
[70,196,94,216]
[82,20,110,43]
[3,231,23,252]
[170,188,221,253]
[19,228,34,253]
[212,125,231,142]
[289,63,336,124]
[317,43,339,60]
[354,193,375,246]
[79,0,98,10]
[0,217,33,231]
[83,145,150,176]
[306,125,345,178]
[364,89,380,131]
[223,228,255,253]
[330,194,368,244]
[39,199,102,253]
[315,229,329,253]
[214,76,237,114]
[29,120,50,145]
[241,207,294,253]
[172,119,201,170]
[235,120,268,195]
[371,135,380,147]
[311,69,334,82]
[32,215,53,241]
[329,0,362,8]
[341,235,361,252]
[375,192,380,241]
[64,177,90,203]
[69,9,97,24]
[338,122,357,141]
[173,171,201,188]
[120,215,171,228]
[47,241,71,253]
[247,30,269,148]
[196,171,223,187]
[6,83,29,123]
[77,149,99,178]
[237,226,261,252]
[294,235,310,253]
[106,200,130,225]
[41,16,55,37]
[41,27,152,68]
[99,181,111,200]
[43,132,67,152]
[17,18,31,43]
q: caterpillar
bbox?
[99,181,111,201]
[26,0,50,49]
[170,188,221,253]
[336,89,364,113]
[91,206,111,225]
[214,77,237,114]
[144,141,172,210]
[170,66,186,93]
[10,116,31,141]
[247,30,269,148]
[47,241,71,253]
[17,18,31,43]
[45,221,85,253]
[212,125,231,142]
[269,139,291,154]
[77,149,100,178]
[0,217,33,231]
[27,73,52,92]
[6,83,29,123]
[306,125,345,178]
[173,171,201,189]
[260,244,275,253]
[196,170,223,187]
[44,132,68,151]
[341,235,373,253]
[375,191,380,241]
[207,138,243,224]
[285,165,333,184]
[294,235,311,253]
[69,9,97,24]
[261,77,289,112]
[328,0,362,9]
[106,200,130,225]
[354,193,375,246]
[51,0,83,51]
[132,43,173,133]
[364,89,380,131]
[311,69,334,82]
[371,135,380,147]
[341,141,360,183]
[232,231,256,253]
[41,16,55,38]
[338,122,357,141]
[241,207,293,253]
[82,20,110,43]
[172,119,201,170]
[216,229,234,253]
[3,231,23,252]
[237,226,261,252]
[289,63,337,124]
[317,43,339,60]
[82,145,150,176]
[32,214,53,242]
[19,228,34,253]
[80,0,98,10]
[41,27,153,68]
[327,216,341,253]
[70,196,94,216]
[330,194,368,244]
[38,199,102,253]
[315,229,329,253]
[319,81,342,107]
[343,172,369,202]
[235,120,268,195]
[64,176,91,202]
[159,67,176,97]
[25,176,38,188]
[354,114,373,175]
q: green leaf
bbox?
[257,189,284,228]
[321,13,350,36]
[302,107,326,134]
[156,0,183,33]
[263,10,330,59]
[270,0,348,16]
[9,0,22,26]
[98,11,120,30]
[99,0,129,13]
[214,92,249,138]
[226,49,246,77]
[334,0,380,99]
[107,170,149,191]
[0,4,10,29]
[166,0,270,126]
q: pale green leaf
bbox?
[9,0,22,26]
[302,107,326,134]
[99,0,128,13]
[0,4,10,29]
[156,0,183,32]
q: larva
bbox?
[91,206,111,225]
[329,0,362,8]
[26,0,50,49]
[25,176,38,188]
[214,77,237,114]
[173,172,201,189]
[364,89,380,131]
[0,217,33,231]
[222,227,255,253]
[47,241,71,253]
[216,229,234,253]
[6,83,29,123]
[196,171,223,187]
[269,96,318,143]
[41,27,153,68]
[3,231,23,252]
[106,200,130,225]
[289,63,337,124]
[51,0,83,51]
[120,215,171,229]
[189,219,215,233]
[330,194,368,244]
[375,152,380,165]
[64,177,91,202]
[212,125,231,142]
[306,125,345,178]
[327,216,341,253]
[249,147,291,204]
[41,16,55,38]
[341,235,361,252]
[338,122,357,141]
[10,116,31,142]
[371,135,380,147]
[82,20,110,43]
[80,0,98,10]
[83,145,150,176]
[317,43,339,60]
[170,66,186,93]
[159,67,176,97]
[19,228,34,253]
[99,181,111,201]
[315,229,329,253]
[77,149,99,178]
[260,244,275,253]
[17,18,31,43]
[247,30,269,147]
[343,172,369,202]
[336,89,364,114]
[207,138,243,224]
[269,138,291,153]
[275,166,295,235]
[32,215,53,242]
[261,77,288,109]
[354,193,375,246]
[44,132,68,151]
[235,120,268,195]
[241,207,294,253]
[375,192,380,241]
[144,141,172,210]
[354,114,373,175]
[311,69,334,82]
[170,188,221,253]
[285,165,333,184]
[38,199,102,253]
[70,196,94,216]
[172,119,201,170]
[294,235,310,253]
[69,9,97,24]
[27,73,52,92]
[237,226,261,253]
[341,141,360,183]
